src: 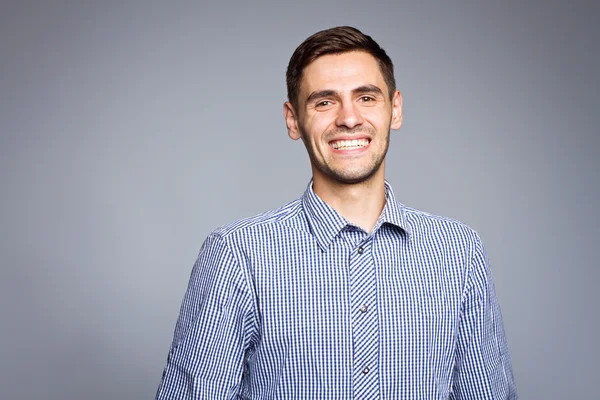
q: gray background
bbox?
[1,0,598,399]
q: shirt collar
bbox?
[301,179,411,251]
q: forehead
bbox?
[300,51,387,95]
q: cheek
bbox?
[365,107,390,122]
[304,114,335,141]
[365,113,392,133]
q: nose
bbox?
[335,101,363,129]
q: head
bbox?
[283,26,403,186]
[286,26,397,112]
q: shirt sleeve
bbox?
[451,233,517,399]
[156,233,258,399]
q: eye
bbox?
[359,96,375,102]
[313,100,335,110]
[316,100,332,107]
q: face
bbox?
[284,51,402,186]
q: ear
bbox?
[390,90,403,130]
[284,101,302,140]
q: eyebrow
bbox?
[305,84,385,104]
[353,84,385,97]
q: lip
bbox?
[328,135,371,144]
[328,136,372,153]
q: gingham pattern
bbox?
[156,181,517,399]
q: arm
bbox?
[451,234,517,399]
[156,233,258,399]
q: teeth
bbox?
[330,139,369,150]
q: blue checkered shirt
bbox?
[156,181,517,399]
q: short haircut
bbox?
[286,26,396,111]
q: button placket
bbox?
[349,239,378,398]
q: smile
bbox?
[329,138,370,150]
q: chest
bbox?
[245,232,467,340]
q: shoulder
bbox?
[193,199,305,270]
[401,204,483,250]
[209,198,305,241]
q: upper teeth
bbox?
[331,139,369,150]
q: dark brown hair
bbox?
[286,26,396,110]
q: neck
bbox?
[312,167,386,233]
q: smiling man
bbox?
[156,26,517,399]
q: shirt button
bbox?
[359,304,368,313]
[362,366,370,374]
[357,246,364,254]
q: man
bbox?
[156,26,517,399]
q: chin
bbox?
[326,167,382,185]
